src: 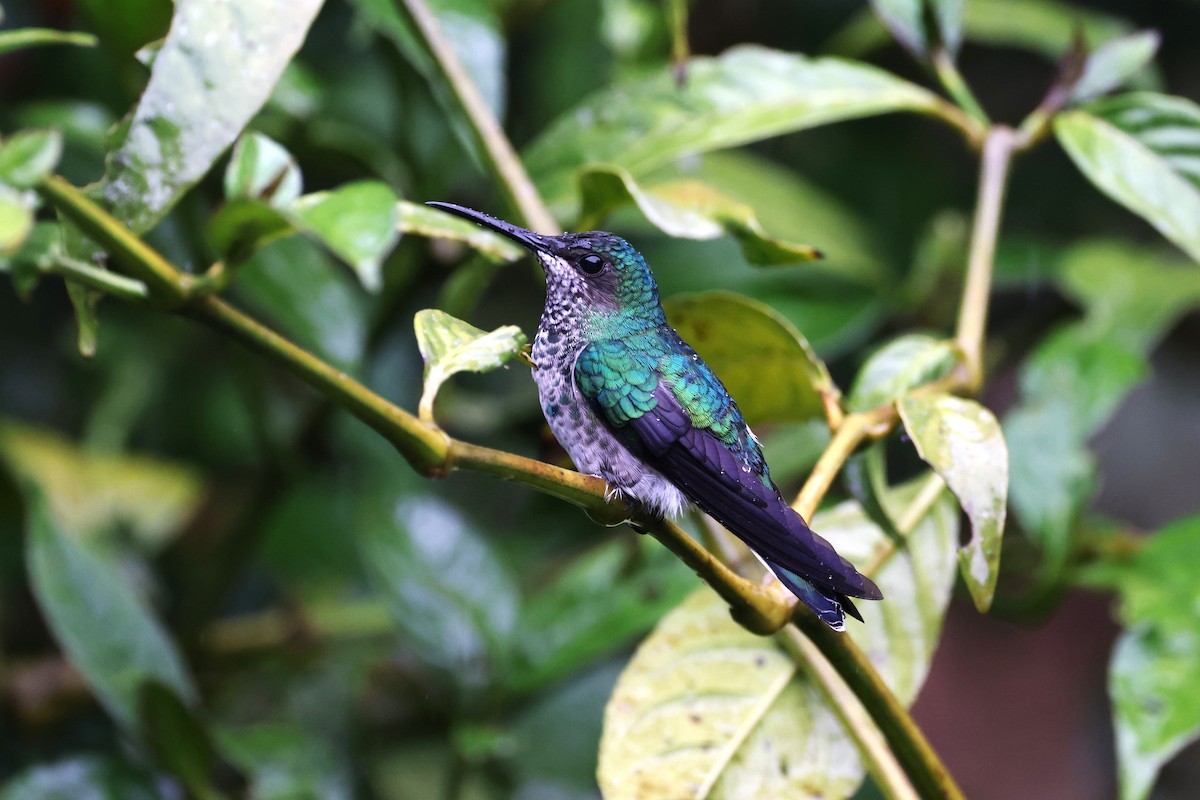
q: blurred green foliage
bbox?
[2,0,1200,798]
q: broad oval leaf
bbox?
[524,45,944,208]
[578,165,821,266]
[356,492,520,695]
[846,334,957,412]
[898,393,1007,610]
[663,291,836,426]
[24,491,196,733]
[1085,514,1200,800]
[414,309,528,423]
[1055,94,1200,264]
[290,181,401,292]
[0,128,63,188]
[100,0,323,233]
[599,480,958,799]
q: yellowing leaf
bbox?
[899,393,1007,610]
[599,479,958,799]
[414,309,527,423]
[0,419,204,550]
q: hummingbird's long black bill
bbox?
[426,202,549,253]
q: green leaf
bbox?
[207,199,293,266]
[1004,241,1200,566]
[356,493,520,694]
[899,393,1007,611]
[0,419,205,550]
[525,45,945,208]
[509,537,694,693]
[870,0,963,58]
[224,132,303,206]
[1055,95,1200,264]
[663,291,835,426]
[66,280,101,357]
[0,756,163,800]
[139,681,227,796]
[846,334,957,412]
[0,184,34,254]
[414,309,527,423]
[578,165,821,266]
[100,0,323,233]
[24,490,196,733]
[1085,515,1200,800]
[0,129,63,188]
[598,479,958,799]
[235,236,369,371]
[401,200,524,262]
[647,151,889,289]
[290,181,401,292]
[1070,31,1160,104]
[0,27,97,56]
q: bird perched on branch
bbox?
[428,202,882,629]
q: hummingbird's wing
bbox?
[576,340,881,626]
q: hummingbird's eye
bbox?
[579,254,607,275]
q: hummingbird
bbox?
[427,202,882,629]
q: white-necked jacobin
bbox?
[428,202,882,629]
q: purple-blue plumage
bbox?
[426,201,882,630]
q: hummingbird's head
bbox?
[427,203,664,326]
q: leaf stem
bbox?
[394,0,558,234]
[39,176,194,308]
[931,47,990,129]
[48,255,150,302]
[954,126,1017,389]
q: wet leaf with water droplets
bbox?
[899,393,1007,611]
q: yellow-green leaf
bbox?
[578,166,821,266]
[414,310,527,423]
[0,419,204,550]
[898,393,1008,611]
[664,291,835,426]
[599,479,958,799]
